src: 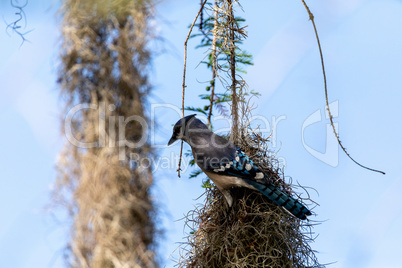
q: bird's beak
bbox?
[167,136,177,146]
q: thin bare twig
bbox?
[5,0,33,46]
[177,0,208,178]
[301,0,385,175]
[207,0,219,128]
[228,0,239,144]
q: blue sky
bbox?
[1,0,402,267]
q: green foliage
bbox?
[185,1,255,181]
[189,169,203,178]
[186,152,202,179]
[185,5,253,119]
[185,106,207,115]
[201,179,213,188]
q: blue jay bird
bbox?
[168,114,312,220]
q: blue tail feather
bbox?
[244,179,312,220]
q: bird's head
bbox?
[168,114,207,146]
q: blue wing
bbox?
[205,147,265,180]
[203,147,312,220]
